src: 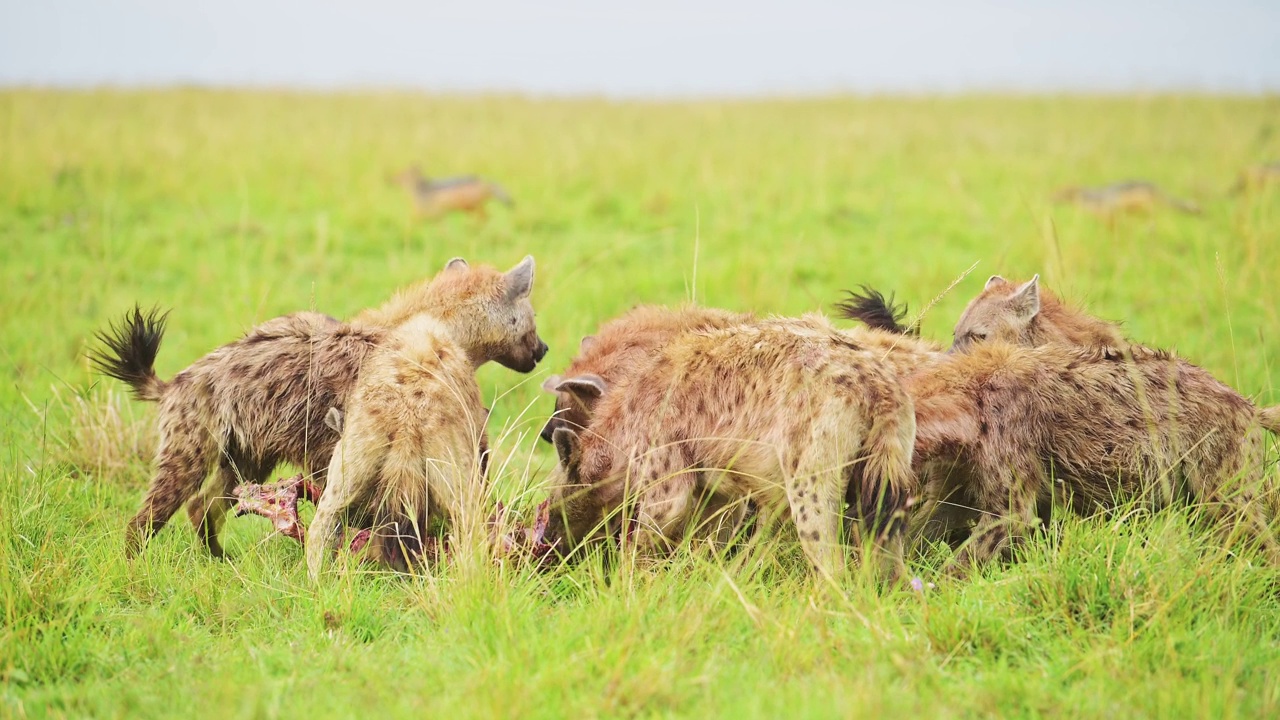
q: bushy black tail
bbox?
[88,305,170,402]
[834,285,917,336]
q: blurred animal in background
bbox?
[1229,161,1280,195]
[1052,181,1200,216]
[390,165,513,220]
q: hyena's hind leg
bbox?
[1190,432,1280,564]
[186,450,272,558]
[948,452,1044,576]
[787,461,848,581]
[306,434,386,579]
[631,467,699,557]
[126,411,217,557]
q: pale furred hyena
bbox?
[91,256,547,558]
[544,323,918,580]
[306,307,497,577]
[908,341,1280,572]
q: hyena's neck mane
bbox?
[1028,289,1128,350]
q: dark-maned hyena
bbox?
[908,341,1280,571]
[544,323,918,580]
[91,256,547,558]
[306,257,541,577]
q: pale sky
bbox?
[2,0,1278,95]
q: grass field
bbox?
[3,90,1280,719]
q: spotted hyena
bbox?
[909,341,1280,573]
[543,323,918,580]
[849,280,1280,564]
[305,297,522,575]
[91,256,547,558]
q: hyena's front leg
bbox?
[631,470,698,557]
[306,436,383,580]
[948,454,1043,575]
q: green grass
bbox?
[3,89,1280,718]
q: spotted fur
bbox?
[544,323,918,580]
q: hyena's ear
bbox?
[324,407,344,434]
[579,335,597,353]
[556,374,606,403]
[984,275,1007,290]
[504,255,535,301]
[1007,274,1041,321]
[541,374,563,394]
[445,257,469,272]
[552,427,580,470]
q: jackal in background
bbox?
[391,165,513,219]
[1053,181,1200,216]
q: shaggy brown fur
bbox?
[951,273,1280,438]
[909,341,1280,572]
[91,256,547,558]
[951,275,1128,353]
[544,323,918,580]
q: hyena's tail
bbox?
[855,396,919,543]
[487,183,514,207]
[88,305,170,402]
[1258,405,1280,435]
[834,286,917,336]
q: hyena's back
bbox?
[187,314,382,471]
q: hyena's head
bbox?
[417,255,549,372]
[542,426,622,550]
[951,274,1040,352]
[538,338,608,443]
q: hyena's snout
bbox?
[533,337,549,364]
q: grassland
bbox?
[2,90,1280,719]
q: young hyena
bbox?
[909,341,1280,572]
[304,260,538,576]
[543,324,918,580]
[91,256,547,558]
